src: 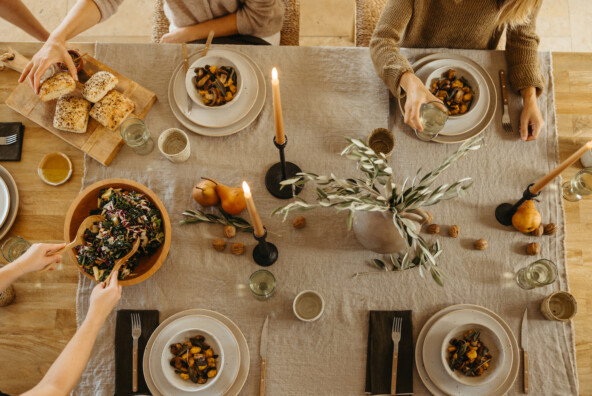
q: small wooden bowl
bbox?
[64,179,171,286]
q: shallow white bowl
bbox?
[425,65,480,119]
[185,55,242,109]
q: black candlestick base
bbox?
[494,183,541,226]
[265,161,303,199]
[252,229,278,267]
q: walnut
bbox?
[230,243,245,255]
[526,242,540,256]
[530,224,544,237]
[212,238,226,251]
[293,216,306,229]
[223,225,236,239]
[448,225,460,238]
[426,224,440,234]
[544,223,557,235]
[474,239,488,250]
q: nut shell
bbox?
[212,238,226,251]
[526,242,540,256]
[530,224,544,237]
[223,225,237,239]
[544,223,557,235]
[230,243,245,255]
[448,225,460,238]
[474,239,488,250]
[426,224,440,234]
[293,216,307,229]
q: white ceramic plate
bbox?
[422,309,512,395]
[185,55,243,110]
[415,304,519,396]
[149,315,239,395]
[144,309,250,396]
[0,166,18,240]
[0,176,11,229]
[168,48,266,136]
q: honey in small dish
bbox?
[38,152,72,186]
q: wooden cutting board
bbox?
[3,48,157,166]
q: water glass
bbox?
[1,236,31,263]
[562,168,592,202]
[516,259,558,290]
[414,101,448,141]
[249,270,276,300]
[120,118,154,155]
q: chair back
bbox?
[355,0,387,47]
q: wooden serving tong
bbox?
[106,238,140,286]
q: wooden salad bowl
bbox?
[64,178,171,286]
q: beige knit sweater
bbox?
[92,0,284,38]
[369,0,544,97]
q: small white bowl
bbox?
[293,290,325,322]
[158,128,190,163]
[185,55,242,109]
[425,65,480,119]
[37,152,73,186]
[441,324,504,387]
[162,328,224,392]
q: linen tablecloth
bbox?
[75,43,577,395]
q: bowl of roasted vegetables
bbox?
[441,326,504,386]
[165,331,223,391]
[426,67,479,118]
[64,179,171,286]
[185,55,241,108]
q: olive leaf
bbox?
[180,209,254,232]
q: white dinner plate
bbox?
[144,309,250,396]
[168,48,266,137]
[416,304,519,396]
[422,309,512,395]
[0,166,18,240]
[0,176,11,229]
[175,49,258,128]
[149,314,239,395]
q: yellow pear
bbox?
[192,179,219,207]
[512,200,541,233]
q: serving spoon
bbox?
[105,238,141,286]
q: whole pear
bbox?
[192,179,219,207]
[512,200,541,233]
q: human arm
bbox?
[160,14,238,44]
[0,243,64,292]
[0,0,50,41]
[21,271,122,396]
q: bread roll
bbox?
[53,96,91,133]
[39,72,76,102]
[89,90,135,130]
[82,71,119,103]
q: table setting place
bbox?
[0,39,585,396]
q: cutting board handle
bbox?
[0,47,30,74]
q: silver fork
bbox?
[391,316,402,395]
[0,134,18,145]
[499,70,513,134]
[131,313,142,392]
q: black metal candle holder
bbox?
[252,228,278,267]
[494,183,541,226]
[265,136,303,199]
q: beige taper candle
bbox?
[242,182,265,237]
[271,68,286,145]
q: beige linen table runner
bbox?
[75,43,577,395]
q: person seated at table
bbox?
[0,0,50,42]
[370,0,545,142]
[18,0,284,93]
[0,244,121,396]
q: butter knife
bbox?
[521,308,529,393]
[260,315,269,396]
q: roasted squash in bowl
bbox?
[425,66,479,119]
[185,55,242,109]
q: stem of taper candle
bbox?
[530,140,592,194]
[271,68,286,145]
[242,182,265,237]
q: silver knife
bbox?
[521,308,529,393]
[260,316,269,396]
[182,43,192,116]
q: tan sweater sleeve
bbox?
[92,0,124,22]
[505,3,545,95]
[236,0,284,37]
[369,0,414,98]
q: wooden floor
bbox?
[0,45,590,394]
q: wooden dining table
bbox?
[0,42,590,395]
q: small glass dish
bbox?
[2,236,31,263]
[38,152,72,186]
[414,101,449,142]
[249,270,276,300]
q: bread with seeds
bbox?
[53,96,91,133]
[82,71,118,103]
[89,90,135,130]
[39,72,76,101]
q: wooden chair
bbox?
[151,0,300,46]
[354,0,387,47]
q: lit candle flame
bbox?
[271,67,278,81]
[242,181,251,198]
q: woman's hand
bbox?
[18,37,78,94]
[160,27,195,44]
[87,271,122,323]
[519,87,544,141]
[12,243,65,274]
[399,71,441,131]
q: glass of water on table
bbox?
[414,100,448,141]
[562,168,592,202]
[120,118,154,155]
[516,259,558,290]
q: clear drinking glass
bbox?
[249,270,276,300]
[120,118,154,155]
[562,168,592,202]
[414,101,448,141]
[1,236,31,263]
[516,259,558,290]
